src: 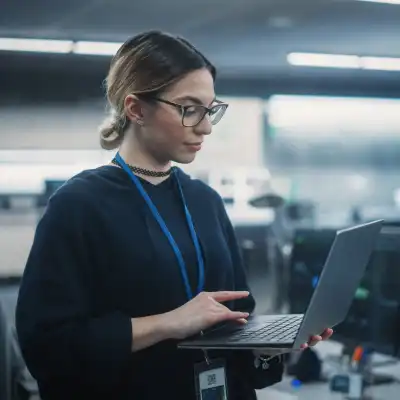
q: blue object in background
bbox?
[291,379,302,389]
[312,276,319,288]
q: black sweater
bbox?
[15,165,283,400]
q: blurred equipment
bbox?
[0,278,39,400]
[36,179,66,208]
[351,206,363,224]
[288,220,400,388]
[194,168,294,314]
[249,192,285,209]
[287,347,322,383]
[334,224,400,359]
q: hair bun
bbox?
[99,116,123,150]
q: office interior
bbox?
[1,0,400,398]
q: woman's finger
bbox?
[309,335,322,347]
[227,311,249,320]
[321,328,333,340]
[209,291,250,303]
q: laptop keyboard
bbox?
[226,315,303,343]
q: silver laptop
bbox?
[178,219,383,351]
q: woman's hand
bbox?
[165,291,250,340]
[300,328,333,349]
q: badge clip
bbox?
[203,349,211,366]
[199,331,211,365]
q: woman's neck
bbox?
[115,133,172,185]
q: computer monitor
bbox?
[288,223,400,358]
[336,224,400,357]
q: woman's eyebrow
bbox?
[174,95,216,106]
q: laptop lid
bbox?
[292,219,383,349]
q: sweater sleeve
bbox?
[15,190,133,388]
[218,198,284,389]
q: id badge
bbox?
[194,357,228,400]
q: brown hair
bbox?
[99,30,216,150]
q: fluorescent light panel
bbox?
[287,53,360,69]
[0,37,122,56]
[362,57,400,71]
[287,52,400,71]
[357,0,400,4]
[0,38,73,53]
[73,41,123,56]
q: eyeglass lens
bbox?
[183,104,226,127]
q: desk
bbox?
[257,341,400,400]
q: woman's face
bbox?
[125,68,227,165]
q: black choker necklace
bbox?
[111,158,172,178]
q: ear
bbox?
[124,94,144,125]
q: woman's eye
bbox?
[184,106,198,116]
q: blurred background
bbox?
[1,0,400,399]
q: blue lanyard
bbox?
[115,152,205,301]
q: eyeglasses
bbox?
[143,96,228,127]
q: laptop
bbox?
[178,219,383,351]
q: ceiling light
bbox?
[73,41,123,56]
[0,38,72,53]
[0,37,123,56]
[357,0,400,4]
[361,57,400,71]
[287,52,400,71]
[287,53,360,69]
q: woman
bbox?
[15,30,332,400]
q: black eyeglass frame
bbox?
[139,95,229,127]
